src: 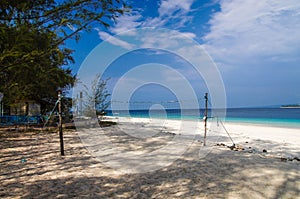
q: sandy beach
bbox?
[1,118,299,198]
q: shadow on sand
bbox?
[0,127,299,198]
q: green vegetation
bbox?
[76,74,111,118]
[281,104,300,108]
[0,0,128,113]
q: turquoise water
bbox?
[108,108,300,129]
[224,117,300,129]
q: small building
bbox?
[10,100,41,116]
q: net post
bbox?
[58,89,65,156]
[203,93,208,146]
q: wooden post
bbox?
[204,93,208,146]
[58,90,65,156]
[80,91,83,116]
[0,92,3,117]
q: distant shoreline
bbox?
[280,106,300,109]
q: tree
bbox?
[0,0,129,113]
[0,0,129,71]
[0,26,75,111]
[81,74,110,118]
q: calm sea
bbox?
[108,108,300,128]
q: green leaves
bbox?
[81,74,111,117]
[1,0,129,68]
[0,0,129,113]
[0,27,75,106]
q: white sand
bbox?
[1,117,299,198]
[97,116,300,162]
[222,122,300,157]
[109,116,300,158]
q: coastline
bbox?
[223,118,300,129]
[108,107,300,129]
[280,106,300,109]
[108,116,300,158]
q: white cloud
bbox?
[146,0,195,29]
[96,0,197,49]
[96,29,134,50]
[201,0,300,106]
[158,0,194,17]
[203,0,300,65]
[175,32,197,39]
[97,0,196,40]
[110,11,143,34]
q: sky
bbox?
[67,0,300,108]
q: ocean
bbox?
[108,108,300,129]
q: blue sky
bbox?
[68,0,300,108]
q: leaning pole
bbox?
[58,90,65,156]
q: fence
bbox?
[0,115,44,126]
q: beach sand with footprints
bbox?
[1,118,299,198]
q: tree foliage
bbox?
[81,74,110,118]
[0,0,128,112]
[0,27,75,105]
[0,0,129,70]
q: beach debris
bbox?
[228,145,235,150]
[262,149,267,153]
[235,145,244,151]
[227,144,244,151]
[21,158,27,163]
[287,157,300,162]
[160,131,176,136]
[280,157,287,162]
[293,157,300,161]
[216,143,226,147]
[278,156,300,162]
[216,143,245,151]
[247,148,257,153]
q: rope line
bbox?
[111,98,205,104]
[43,100,59,129]
[206,97,235,146]
[218,119,235,146]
